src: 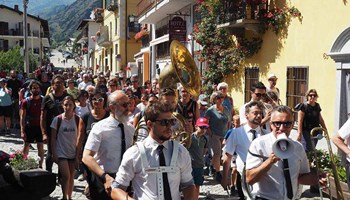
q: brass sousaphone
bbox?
[159,40,201,148]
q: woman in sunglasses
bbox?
[205,91,231,181]
[75,89,109,193]
[297,89,327,152]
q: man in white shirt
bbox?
[332,118,350,191]
[82,91,134,200]
[245,106,327,200]
[111,102,196,200]
[222,101,265,199]
[239,82,271,132]
[78,74,92,90]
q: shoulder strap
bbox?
[49,93,55,102]
[74,114,80,129]
[25,97,31,111]
[57,114,63,133]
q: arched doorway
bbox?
[328,26,350,130]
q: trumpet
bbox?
[310,126,344,200]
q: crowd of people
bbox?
[0,67,347,200]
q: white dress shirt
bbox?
[84,116,134,173]
[246,133,310,200]
[114,137,194,200]
[222,124,265,173]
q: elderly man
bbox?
[111,102,196,200]
[82,91,134,200]
[78,74,92,90]
[245,106,327,200]
[217,82,235,117]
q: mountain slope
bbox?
[0,0,74,14]
[48,0,102,45]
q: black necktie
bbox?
[119,123,126,161]
[157,145,172,200]
[250,129,257,140]
[283,159,293,199]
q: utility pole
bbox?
[23,0,29,73]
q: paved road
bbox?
[0,128,328,200]
[50,49,79,69]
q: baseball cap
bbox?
[196,118,209,127]
[198,94,208,106]
[268,73,277,80]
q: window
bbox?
[110,22,112,40]
[156,41,170,59]
[244,67,259,103]
[0,39,9,51]
[115,17,118,36]
[286,66,308,121]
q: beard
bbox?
[115,109,129,123]
[32,91,40,96]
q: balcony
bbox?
[96,26,111,47]
[92,8,104,23]
[0,28,23,36]
[216,0,268,34]
[137,0,195,24]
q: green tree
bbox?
[0,46,38,73]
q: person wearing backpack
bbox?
[51,95,80,200]
[40,74,68,173]
[20,80,44,168]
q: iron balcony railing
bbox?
[136,0,164,17]
[217,0,269,24]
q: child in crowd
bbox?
[222,115,240,196]
[188,117,209,198]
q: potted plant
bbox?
[1,150,56,198]
[307,149,350,199]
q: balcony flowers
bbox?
[261,6,302,34]
[134,29,150,41]
[193,0,302,92]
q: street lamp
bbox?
[23,0,29,73]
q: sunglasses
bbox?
[154,118,176,126]
[92,97,104,103]
[308,94,317,98]
[118,102,130,108]
[271,121,293,128]
[199,126,209,129]
[109,84,116,87]
[216,96,224,99]
[254,93,266,97]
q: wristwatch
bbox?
[100,172,107,183]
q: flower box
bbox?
[134,30,149,41]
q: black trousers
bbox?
[85,164,115,200]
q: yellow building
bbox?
[91,0,140,77]
[224,1,350,133]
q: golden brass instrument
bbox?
[159,40,200,97]
[310,126,344,200]
[161,40,201,149]
[133,117,148,143]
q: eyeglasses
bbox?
[199,126,209,129]
[254,93,266,97]
[92,97,104,103]
[308,94,317,98]
[271,121,293,128]
[117,102,130,108]
[154,118,176,126]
